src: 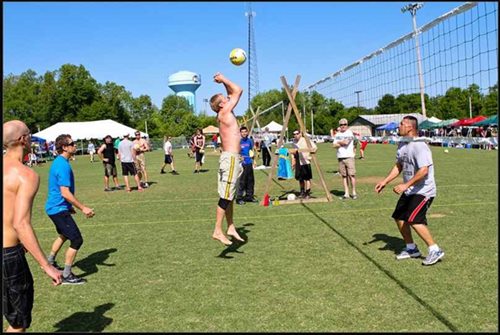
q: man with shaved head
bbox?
[3,120,62,333]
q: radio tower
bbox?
[245,2,259,110]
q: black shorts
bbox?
[195,151,204,163]
[164,155,173,164]
[3,244,34,329]
[391,194,434,225]
[104,162,117,177]
[48,211,83,242]
[121,162,137,176]
[295,163,313,181]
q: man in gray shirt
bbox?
[375,115,444,266]
[118,134,144,193]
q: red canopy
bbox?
[450,116,487,127]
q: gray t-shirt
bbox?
[396,141,436,197]
[118,139,134,163]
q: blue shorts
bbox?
[2,244,34,329]
[48,210,83,242]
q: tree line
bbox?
[3,63,498,138]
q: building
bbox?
[349,113,427,136]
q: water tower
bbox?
[168,71,201,112]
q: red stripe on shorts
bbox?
[408,197,428,222]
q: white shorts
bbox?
[218,152,243,200]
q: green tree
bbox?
[374,94,398,114]
[482,84,498,116]
[53,64,99,122]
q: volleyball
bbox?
[287,193,297,201]
[229,48,247,66]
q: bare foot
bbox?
[126,188,132,193]
[227,228,245,242]
[138,187,145,192]
[212,234,232,246]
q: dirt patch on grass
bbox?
[428,213,446,218]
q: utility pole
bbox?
[203,98,208,116]
[354,90,362,108]
[245,3,259,112]
[402,3,426,118]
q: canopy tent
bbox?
[31,135,46,144]
[33,119,147,142]
[427,116,442,123]
[418,119,439,130]
[262,121,283,132]
[202,125,219,134]
[472,115,498,126]
[376,121,398,130]
[428,118,459,129]
[450,116,487,127]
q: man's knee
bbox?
[218,198,231,210]
[69,236,83,250]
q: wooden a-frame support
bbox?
[261,75,332,205]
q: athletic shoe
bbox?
[172,171,179,175]
[143,182,149,188]
[340,195,350,200]
[50,261,64,271]
[422,249,445,266]
[62,273,86,285]
[396,248,421,260]
[104,188,112,192]
[244,197,258,203]
[236,199,245,205]
[351,194,358,200]
[160,170,166,174]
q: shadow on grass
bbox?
[217,223,253,259]
[53,303,114,332]
[257,170,285,189]
[329,189,345,197]
[300,203,458,332]
[73,248,117,278]
[363,233,406,255]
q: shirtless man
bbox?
[3,120,62,333]
[209,73,245,246]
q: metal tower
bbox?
[245,2,259,110]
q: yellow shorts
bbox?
[218,152,243,200]
[135,153,146,172]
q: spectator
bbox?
[261,127,272,166]
[289,130,317,199]
[118,134,144,193]
[193,128,205,173]
[133,131,150,188]
[97,135,122,191]
[161,135,179,175]
[87,141,96,162]
[333,118,358,200]
[236,126,257,204]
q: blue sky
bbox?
[4,1,467,115]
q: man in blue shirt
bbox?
[236,126,257,205]
[45,134,95,284]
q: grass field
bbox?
[6,143,498,332]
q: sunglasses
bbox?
[65,141,76,147]
[339,124,348,126]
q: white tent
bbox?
[262,120,283,133]
[33,119,148,142]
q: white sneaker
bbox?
[422,249,445,266]
[396,248,421,260]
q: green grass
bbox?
[6,143,498,332]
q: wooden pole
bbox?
[281,76,332,202]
